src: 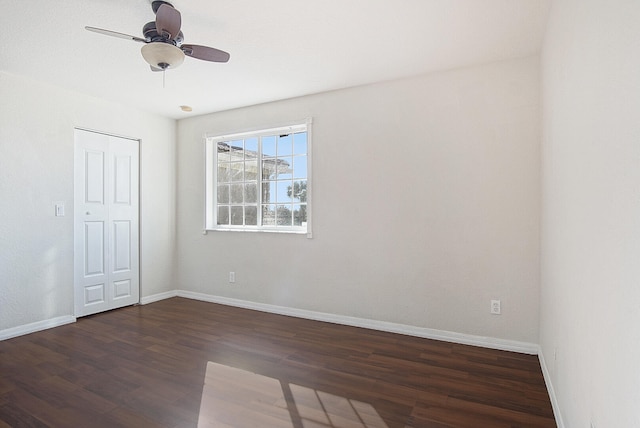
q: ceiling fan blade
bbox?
[156,4,181,40]
[181,44,230,63]
[85,26,147,43]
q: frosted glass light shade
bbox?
[141,42,185,69]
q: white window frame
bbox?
[204,118,312,237]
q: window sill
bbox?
[203,228,312,238]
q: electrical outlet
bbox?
[490,299,501,315]
[229,271,235,283]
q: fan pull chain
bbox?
[163,69,166,88]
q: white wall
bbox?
[540,0,640,426]
[176,56,541,344]
[0,72,176,331]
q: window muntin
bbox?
[205,121,311,235]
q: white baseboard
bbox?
[170,290,539,355]
[538,349,565,428]
[0,292,539,356]
[0,315,76,341]
[140,290,178,305]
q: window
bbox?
[205,120,311,235]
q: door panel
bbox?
[74,129,140,317]
[113,280,132,299]
[84,222,105,276]
[114,155,131,204]
[113,220,131,272]
[85,151,105,204]
[85,284,105,305]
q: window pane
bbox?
[276,180,293,203]
[276,156,293,179]
[229,140,243,152]
[218,163,230,182]
[217,206,229,225]
[244,160,259,180]
[274,159,290,178]
[245,206,257,225]
[217,142,230,162]
[262,181,276,203]
[289,180,307,202]
[262,205,276,226]
[217,185,230,204]
[245,137,258,155]
[293,156,307,179]
[262,135,276,157]
[262,159,278,180]
[293,132,307,155]
[293,204,307,226]
[276,205,292,226]
[230,162,243,182]
[245,183,257,203]
[277,134,293,156]
[230,184,244,203]
[230,206,243,225]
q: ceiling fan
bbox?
[86,0,230,72]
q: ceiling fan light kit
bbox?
[141,42,184,70]
[85,1,229,72]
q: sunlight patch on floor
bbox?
[198,361,388,428]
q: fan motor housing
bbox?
[143,21,184,45]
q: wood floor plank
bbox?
[0,298,556,427]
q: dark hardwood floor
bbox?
[0,298,556,427]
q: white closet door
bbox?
[74,129,139,317]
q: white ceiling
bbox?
[1,0,550,119]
